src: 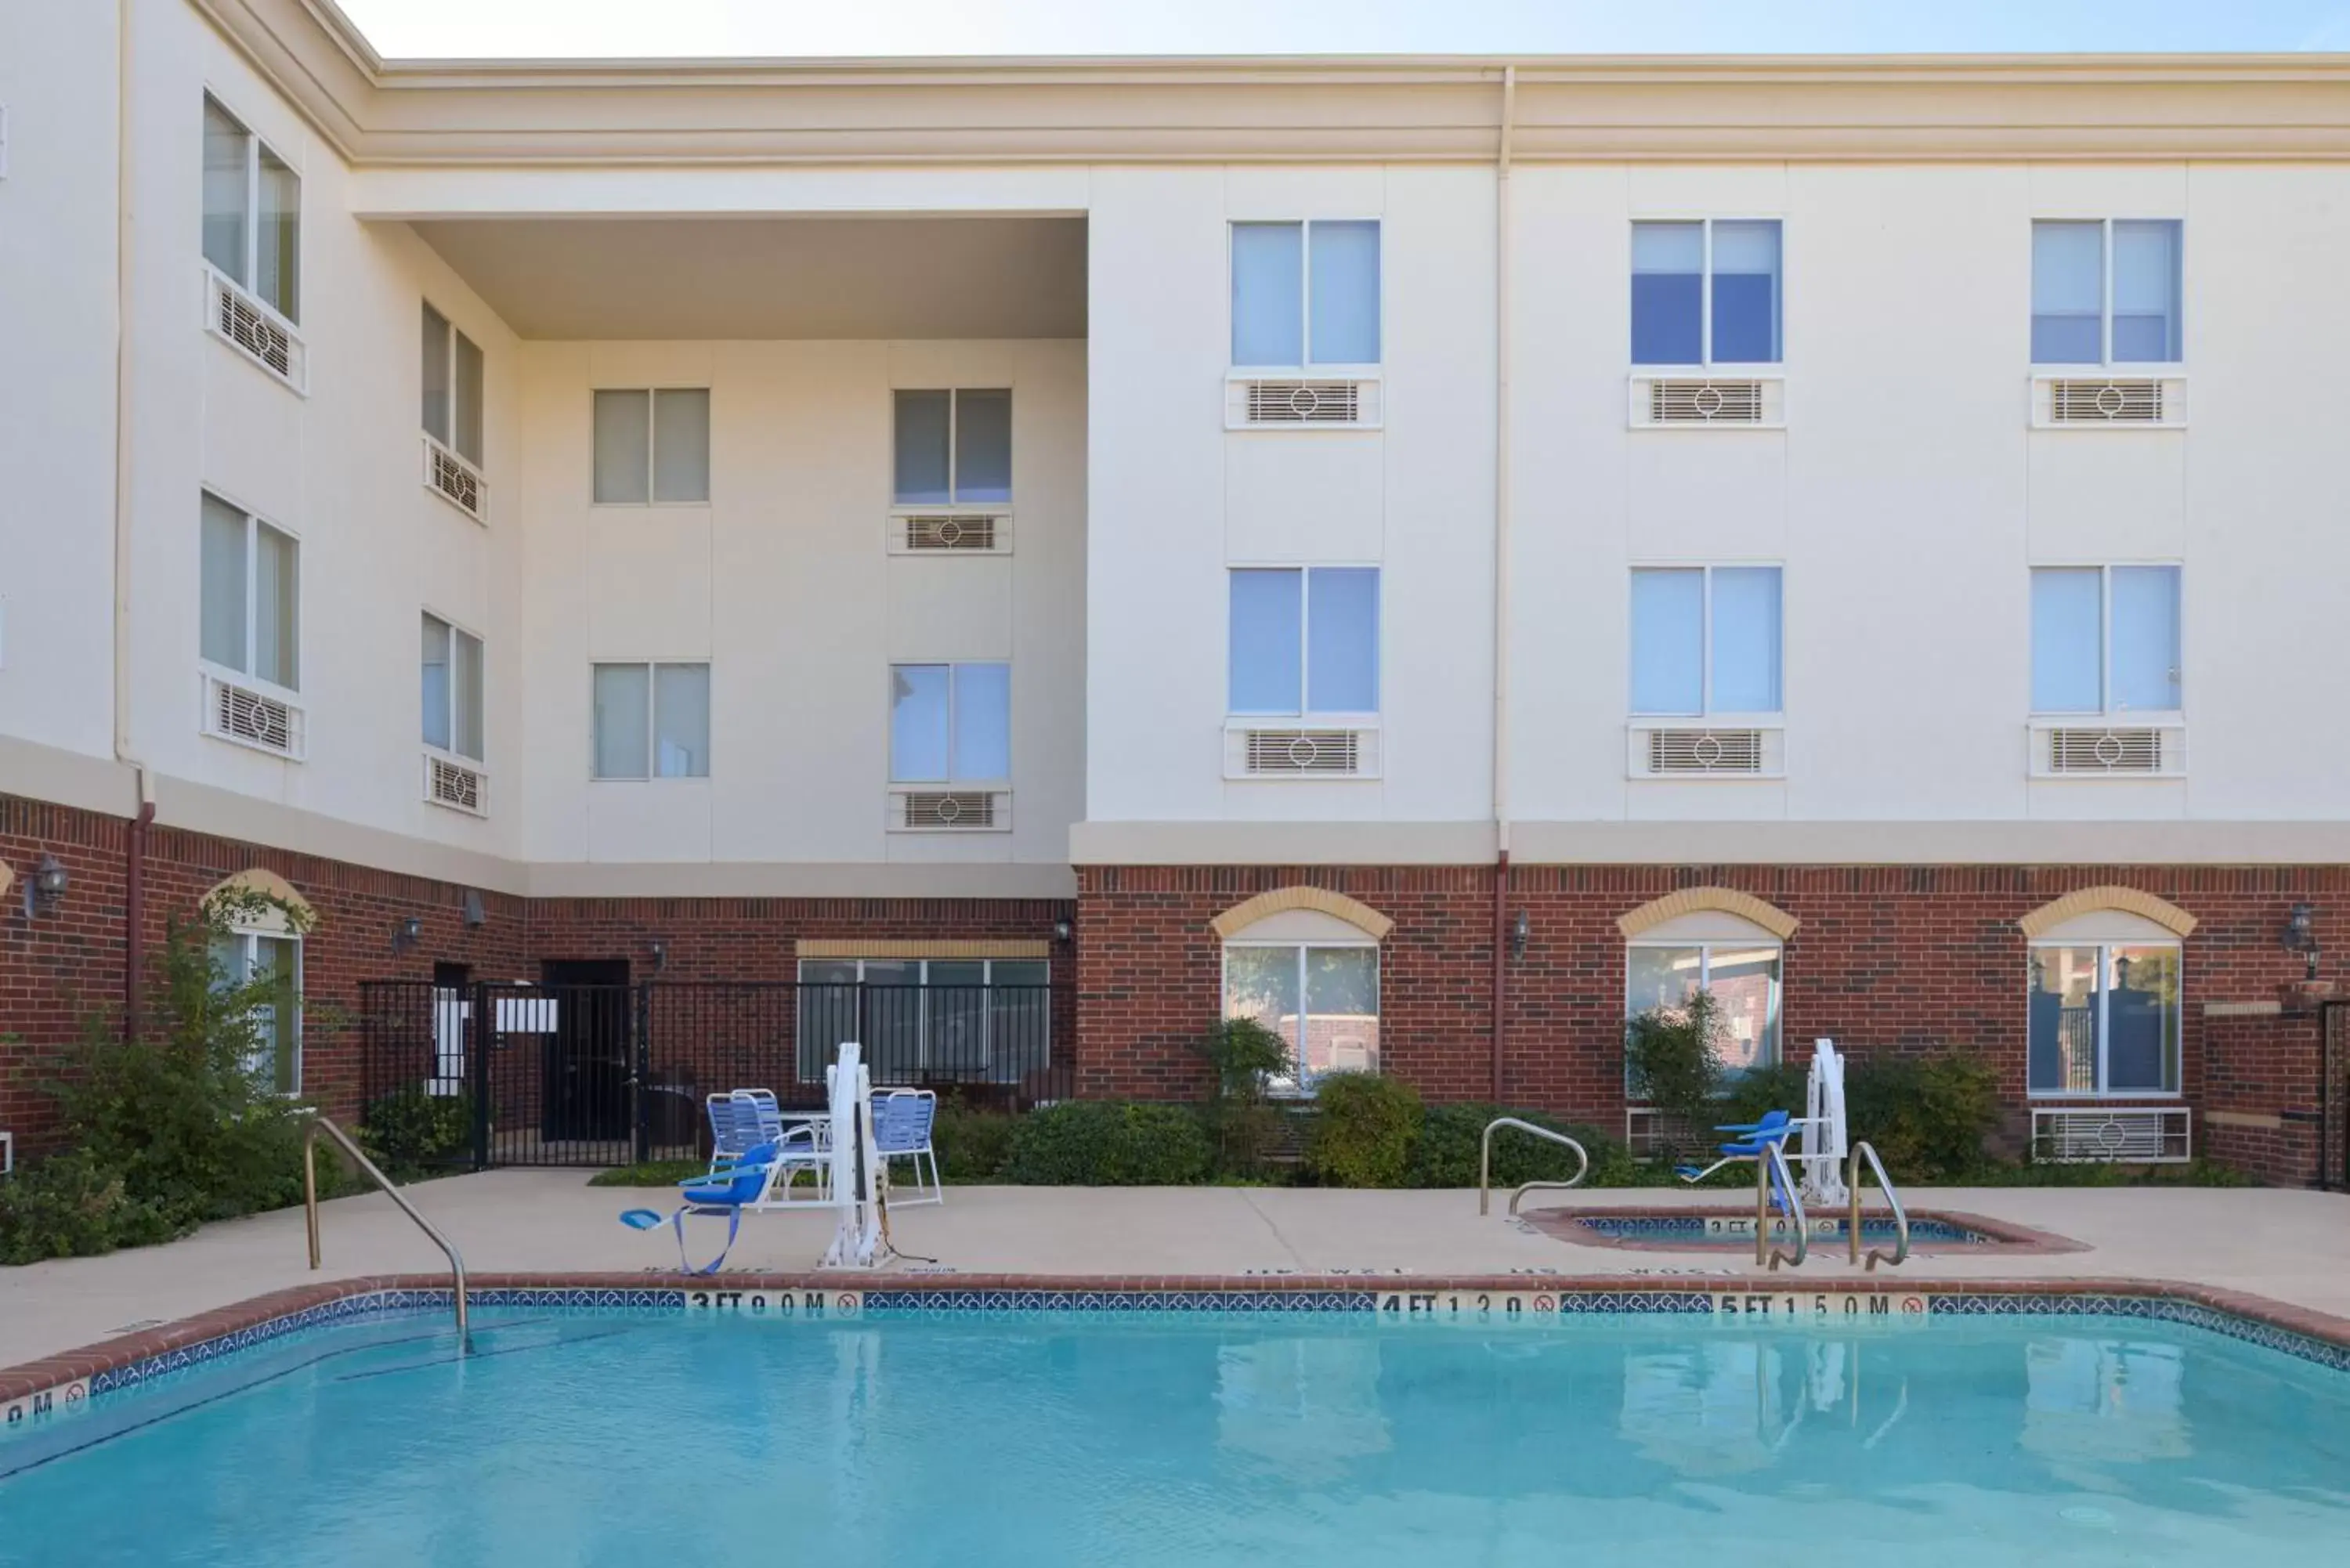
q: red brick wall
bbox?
[1077,863,2350,1163]
[2200,1009,2336,1187]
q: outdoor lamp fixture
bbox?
[460,889,486,928]
[2285,902,2320,981]
[1054,918,1074,944]
[22,854,67,918]
[1510,909,1530,963]
[392,916,423,953]
[649,940,669,972]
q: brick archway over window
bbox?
[1614,887,1799,942]
[201,868,316,925]
[2016,885,2197,940]
[1209,886,1394,941]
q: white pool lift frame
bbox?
[819,1041,886,1270]
[1798,1038,1850,1207]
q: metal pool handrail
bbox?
[1846,1140,1910,1272]
[1757,1141,1807,1270]
[302,1112,471,1352]
[1479,1117,1591,1216]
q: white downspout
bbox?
[1488,66,1517,1101]
[113,0,148,811]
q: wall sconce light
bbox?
[460,889,486,929]
[1054,918,1074,944]
[392,916,422,953]
[2284,902,2319,981]
[1510,909,1530,963]
[22,853,68,919]
[649,940,668,972]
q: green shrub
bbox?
[1002,1100,1212,1186]
[1721,1049,2001,1183]
[1407,1103,1633,1188]
[1192,1017,1291,1177]
[360,1090,473,1181]
[1623,990,1725,1154]
[934,1097,1020,1183]
[0,1149,178,1264]
[1303,1072,1423,1187]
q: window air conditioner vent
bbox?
[2045,727,2168,775]
[1646,378,1766,425]
[899,514,1003,552]
[204,674,303,759]
[425,754,487,816]
[1227,378,1383,430]
[1648,728,1765,775]
[2030,1107,2190,1164]
[1234,728,1376,777]
[424,437,486,522]
[896,790,1003,829]
[204,267,302,389]
[2046,378,2166,424]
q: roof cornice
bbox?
[195,0,2350,166]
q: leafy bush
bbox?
[1002,1100,1212,1186]
[1408,1103,1634,1188]
[0,887,338,1265]
[1721,1049,2001,1183]
[1623,990,1725,1153]
[360,1090,473,1181]
[1192,1017,1292,1177]
[934,1097,1020,1183]
[1304,1072,1423,1187]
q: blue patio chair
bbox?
[1676,1108,1797,1194]
[620,1140,779,1274]
[870,1089,942,1207]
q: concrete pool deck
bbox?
[3,1176,2347,1368]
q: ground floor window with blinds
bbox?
[794,958,1050,1087]
[1625,939,1782,1076]
[2029,942,2181,1096]
[212,927,302,1094]
[1220,943,1381,1094]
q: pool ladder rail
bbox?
[1755,1142,1807,1270]
[1477,1117,1592,1217]
[1846,1140,1910,1272]
[301,1111,472,1353]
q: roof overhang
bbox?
[201,0,2350,167]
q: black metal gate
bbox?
[2323,1003,2349,1193]
[357,978,1072,1169]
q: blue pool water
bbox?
[1574,1214,1992,1245]
[2,1308,2346,1566]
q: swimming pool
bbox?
[4,1292,2346,1566]
[1523,1207,2084,1255]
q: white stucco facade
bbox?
[8,2,2350,899]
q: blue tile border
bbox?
[14,1277,2348,1435]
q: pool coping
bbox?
[8,1270,2350,1423]
[1522,1206,2091,1256]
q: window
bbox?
[213,927,302,1094]
[2030,565,2181,714]
[591,663,710,779]
[2030,942,2181,1095]
[894,390,1011,506]
[1625,941,1782,1077]
[592,389,710,504]
[200,492,298,691]
[795,957,1051,1086]
[1228,568,1379,717]
[1231,220,1381,367]
[421,613,483,761]
[890,663,1010,783]
[2031,220,2182,364]
[1223,944,1380,1093]
[201,94,298,322]
[421,304,484,468]
[1632,220,1781,366]
[1629,566,1781,716]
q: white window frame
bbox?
[421,302,485,471]
[1227,219,1384,371]
[1225,564,1383,721]
[200,489,301,698]
[1622,939,1785,1082]
[591,388,712,508]
[2030,218,2186,370]
[590,660,711,781]
[891,388,1013,509]
[888,662,1011,786]
[1628,563,1783,719]
[1220,938,1383,1097]
[1630,217,1784,369]
[2026,939,2183,1100]
[201,91,299,327]
[216,925,303,1096]
[2029,562,2185,718]
[421,609,486,764]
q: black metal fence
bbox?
[357,979,1072,1169]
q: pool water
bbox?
[1571,1214,1993,1245]
[2,1308,2346,1566]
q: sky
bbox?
[336,0,2350,60]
